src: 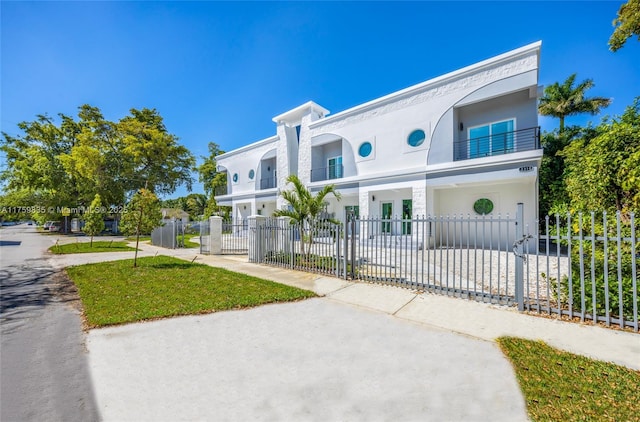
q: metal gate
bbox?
[348,212,519,306]
[221,218,248,254]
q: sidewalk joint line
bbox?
[392,294,419,316]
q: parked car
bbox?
[48,222,62,232]
[43,221,55,230]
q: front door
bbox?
[381,202,393,234]
[402,199,412,235]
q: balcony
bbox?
[454,126,540,161]
[260,177,277,190]
[311,164,344,182]
[214,185,228,196]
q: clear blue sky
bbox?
[2,1,638,199]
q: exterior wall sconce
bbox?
[459,122,464,131]
[262,204,265,208]
[243,205,246,210]
[372,195,375,201]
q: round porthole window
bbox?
[358,142,372,157]
[232,173,238,183]
[248,169,255,180]
[473,198,494,215]
[407,129,426,147]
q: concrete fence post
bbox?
[277,217,291,255]
[515,202,524,312]
[209,216,223,255]
[248,215,267,262]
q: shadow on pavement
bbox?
[0,259,79,333]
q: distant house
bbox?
[161,208,189,223]
[214,41,543,243]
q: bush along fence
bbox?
[534,211,637,330]
[202,206,637,332]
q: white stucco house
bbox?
[215,41,543,240]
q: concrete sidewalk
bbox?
[136,243,639,371]
[74,242,638,421]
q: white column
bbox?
[277,216,292,254]
[297,113,313,186]
[248,215,267,262]
[209,216,223,255]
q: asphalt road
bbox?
[0,225,99,422]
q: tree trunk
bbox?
[133,206,143,268]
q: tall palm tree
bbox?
[538,74,611,131]
[273,174,341,255]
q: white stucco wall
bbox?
[307,44,539,179]
[433,180,537,248]
[216,137,278,196]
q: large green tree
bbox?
[609,0,640,51]
[117,108,195,196]
[538,74,611,131]
[1,105,195,222]
[197,142,228,217]
[562,99,640,214]
[1,113,83,216]
[273,175,341,255]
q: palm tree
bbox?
[273,174,341,255]
[538,74,611,131]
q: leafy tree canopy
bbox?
[1,105,195,219]
[562,98,640,214]
[609,0,640,51]
[83,194,106,246]
[197,141,228,217]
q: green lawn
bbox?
[125,235,151,242]
[66,255,316,327]
[49,241,137,254]
[180,233,199,248]
[497,337,640,422]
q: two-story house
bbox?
[215,41,543,241]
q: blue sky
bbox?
[2,1,638,199]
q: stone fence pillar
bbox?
[248,215,267,262]
[209,216,223,255]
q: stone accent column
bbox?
[248,215,267,262]
[412,183,427,248]
[297,113,313,186]
[209,216,222,255]
[276,123,289,211]
[359,189,371,240]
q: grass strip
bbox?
[49,241,137,254]
[497,337,640,422]
[125,235,151,242]
[179,233,200,248]
[67,255,316,327]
